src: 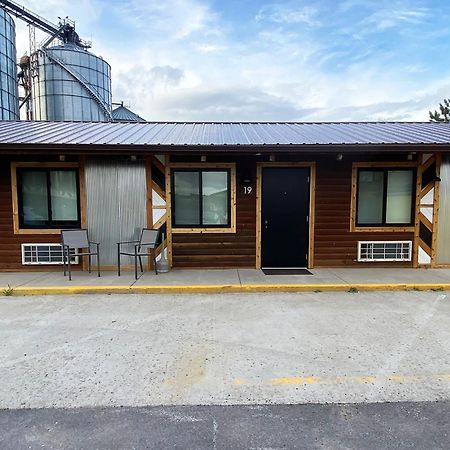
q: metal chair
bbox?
[61,229,101,281]
[117,228,160,280]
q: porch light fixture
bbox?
[201,155,207,162]
[269,154,275,162]
[130,155,137,161]
[59,154,65,162]
[336,153,343,161]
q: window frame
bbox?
[11,162,82,235]
[350,162,418,232]
[169,163,236,234]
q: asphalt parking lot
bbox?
[1,402,449,449]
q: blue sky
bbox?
[14,0,450,121]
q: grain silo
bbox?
[31,42,112,121]
[0,8,19,120]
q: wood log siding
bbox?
[172,161,256,268]
[172,155,415,268]
[0,159,61,271]
[0,153,418,271]
[313,159,414,267]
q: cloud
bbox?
[116,0,219,40]
[9,0,450,124]
[255,3,319,26]
[362,6,430,31]
[148,87,313,121]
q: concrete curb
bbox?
[1,283,450,296]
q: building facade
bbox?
[0,121,449,271]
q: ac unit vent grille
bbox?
[357,241,412,262]
[21,244,78,265]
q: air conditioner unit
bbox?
[357,241,412,262]
[21,244,79,265]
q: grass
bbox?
[2,284,14,296]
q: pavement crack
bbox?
[212,417,218,450]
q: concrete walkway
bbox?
[0,268,450,294]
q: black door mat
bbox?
[262,268,313,275]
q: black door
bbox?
[261,167,310,268]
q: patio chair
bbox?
[117,228,161,280]
[61,229,101,281]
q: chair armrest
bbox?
[117,240,139,245]
[89,241,100,245]
[139,242,157,247]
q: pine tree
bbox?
[429,99,450,122]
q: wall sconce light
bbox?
[201,155,207,162]
[336,153,343,161]
[269,154,275,162]
[241,172,252,184]
[130,155,137,161]
[59,155,65,162]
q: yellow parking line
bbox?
[232,373,450,387]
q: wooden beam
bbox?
[431,152,441,266]
[165,155,173,267]
[153,213,167,230]
[152,180,166,202]
[151,155,166,175]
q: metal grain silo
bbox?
[31,43,112,121]
[0,8,19,120]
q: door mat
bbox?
[262,268,313,275]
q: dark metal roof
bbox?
[1,120,450,148]
[112,106,146,123]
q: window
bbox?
[172,169,230,228]
[17,168,80,229]
[356,168,415,227]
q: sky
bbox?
[12,0,450,122]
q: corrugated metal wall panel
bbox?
[85,159,147,266]
[437,155,450,264]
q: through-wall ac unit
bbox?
[21,244,79,265]
[357,241,412,262]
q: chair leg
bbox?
[97,244,101,277]
[139,256,143,273]
[154,255,158,275]
[68,252,72,281]
[88,254,92,273]
[62,246,66,277]
[117,244,121,277]
[134,248,138,280]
